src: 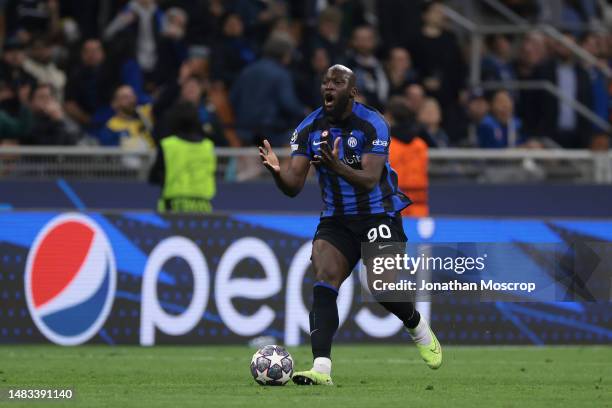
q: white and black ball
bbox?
[250,345,294,386]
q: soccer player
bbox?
[259,65,442,385]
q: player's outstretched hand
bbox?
[259,139,281,174]
[311,137,341,172]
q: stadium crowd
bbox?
[0,0,610,153]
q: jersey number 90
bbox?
[367,224,392,242]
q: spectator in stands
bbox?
[186,46,244,148]
[385,47,419,97]
[179,77,225,142]
[410,0,465,113]
[0,78,32,142]
[417,97,450,147]
[0,37,36,93]
[99,84,154,150]
[465,88,490,144]
[153,56,201,125]
[180,47,209,80]
[478,90,525,148]
[514,31,548,135]
[210,13,256,90]
[385,96,429,217]
[303,7,345,65]
[22,36,65,100]
[158,76,226,147]
[345,25,388,109]
[154,7,189,86]
[405,83,426,117]
[296,47,331,110]
[24,83,82,145]
[534,32,593,148]
[230,32,305,147]
[0,38,34,143]
[149,101,216,213]
[103,0,163,86]
[515,32,548,80]
[581,32,610,127]
[64,39,117,132]
[481,34,516,83]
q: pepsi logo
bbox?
[25,213,116,345]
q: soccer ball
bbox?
[250,345,294,385]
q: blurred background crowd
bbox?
[0,0,610,155]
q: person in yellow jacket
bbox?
[100,85,155,149]
[149,101,216,212]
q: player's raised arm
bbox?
[259,139,310,197]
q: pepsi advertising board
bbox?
[0,211,611,346]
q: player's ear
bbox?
[350,87,358,99]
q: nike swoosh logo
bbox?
[313,141,324,145]
[310,329,319,336]
[378,244,393,250]
[430,340,441,354]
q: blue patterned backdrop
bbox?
[0,211,610,346]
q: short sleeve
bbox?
[290,126,310,157]
[362,115,391,155]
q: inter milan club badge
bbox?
[348,136,357,148]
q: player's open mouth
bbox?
[324,94,335,108]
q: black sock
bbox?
[309,283,339,359]
[378,301,421,329]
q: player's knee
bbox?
[312,263,342,289]
[311,240,349,289]
[314,270,342,289]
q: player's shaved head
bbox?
[326,64,356,87]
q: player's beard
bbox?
[325,93,351,122]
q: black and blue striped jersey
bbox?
[290,102,412,217]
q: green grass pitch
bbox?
[0,345,610,407]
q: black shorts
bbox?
[313,213,407,271]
